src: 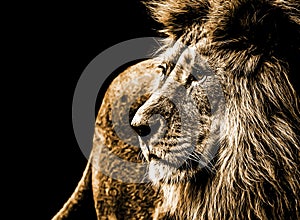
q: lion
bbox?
[52,0,300,219]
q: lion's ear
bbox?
[213,1,300,57]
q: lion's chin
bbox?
[139,137,203,184]
[148,161,174,184]
[148,159,198,185]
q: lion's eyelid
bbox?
[198,75,207,84]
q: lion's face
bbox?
[131,46,225,184]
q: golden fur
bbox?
[134,0,300,219]
[53,0,300,219]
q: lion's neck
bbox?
[156,180,206,219]
[154,168,213,219]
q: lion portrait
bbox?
[53,0,300,219]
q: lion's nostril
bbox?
[132,124,151,137]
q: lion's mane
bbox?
[146,0,300,219]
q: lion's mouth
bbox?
[138,136,165,162]
[138,135,201,176]
[138,135,209,184]
[138,136,151,162]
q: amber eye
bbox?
[193,67,209,84]
[198,75,207,83]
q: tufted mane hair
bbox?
[144,0,300,219]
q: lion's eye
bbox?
[198,75,207,84]
[193,67,209,84]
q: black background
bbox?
[10,1,159,219]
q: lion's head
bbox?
[131,0,300,219]
[131,45,224,184]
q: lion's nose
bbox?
[131,93,162,136]
[131,110,152,136]
[131,124,151,137]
